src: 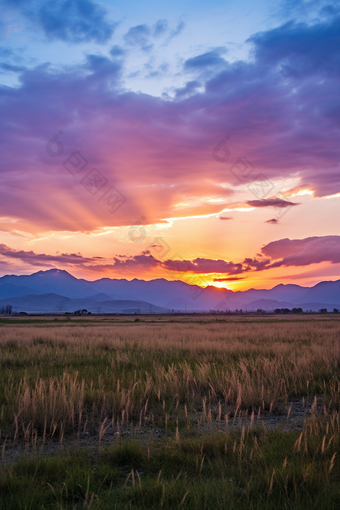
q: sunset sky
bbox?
[0,0,340,290]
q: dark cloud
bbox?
[248,16,340,77]
[162,257,246,275]
[242,257,271,271]
[108,253,258,276]
[112,251,160,270]
[85,55,121,78]
[184,51,226,70]
[1,0,115,44]
[265,218,279,224]
[247,198,300,208]
[219,216,233,220]
[174,80,201,98]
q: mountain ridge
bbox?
[0,269,339,313]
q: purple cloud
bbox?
[262,235,340,267]
[247,198,300,208]
[0,11,340,234]
[2,235,340,277]
[0,243,103,267]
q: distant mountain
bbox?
[296,280,340,304]
[0,269,230,312]
[0,269,340,313]
[0,293,169,314]
[0,283,41,299]
[85,293,115,302]
[232,283,308,305]
[0,269,93,299]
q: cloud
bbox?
[0,244,161,274]
[2,235,340,278]
[0,62,26,73]
[213,277,244,282]
[0,245,255,277]
[248,14,340,77]
[162,21,186,45]
[219,216,233,220]
[247,198,300,208]
[0,47,15,59]
[2,0,115,44]
[0,45,31,73]
[162,257,246,275]
[124,24,153,51]
[85,54,121,78]
[184,51,226,70]
[123,19,182,51]
[0,46,25,62]
[145,62,169,79]
[169,21,185,39]
[174,80,201,98]
[109,45,126,58]
[262,235,340,267]
[242,257,271,271]
[0,243,103,267]
[0,13,340,234]
[109,251,251,276]
[111,251,160,270]
[276,0,340,24]
[265,218,279,224]
[153,19,168,37]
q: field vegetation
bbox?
[0,315,339,508]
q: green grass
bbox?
[1,425,340,509]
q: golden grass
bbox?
[0,317,339,443]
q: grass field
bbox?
[0,314,339,509]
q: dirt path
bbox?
[0,396,329,465]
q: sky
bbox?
[0,0,340,290]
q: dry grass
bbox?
[0,317,340,443]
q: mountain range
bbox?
[0,269,340,313]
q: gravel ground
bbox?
[0,396,330,465]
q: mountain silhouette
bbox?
[0,269,340,313]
